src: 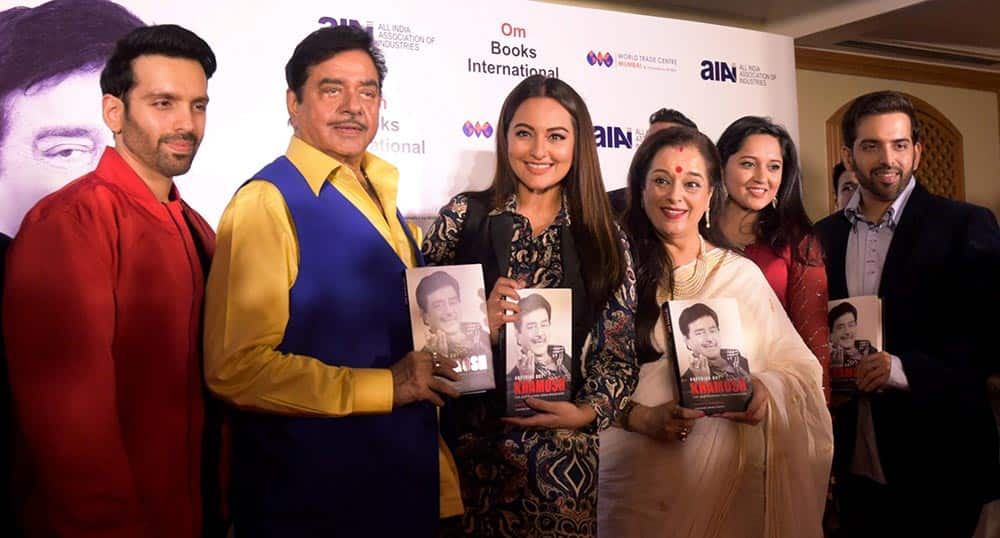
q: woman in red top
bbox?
[715,116,831,403]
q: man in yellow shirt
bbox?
[204,25,462,537]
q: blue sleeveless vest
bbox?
[231,157,439,537]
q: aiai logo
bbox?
[700,60,737,83]
[463,121,494,138]
[318,17,374,37]
[586,51,614,67]
[594,125,632,149]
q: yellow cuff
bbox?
[438,435,464,518]
[351,368,394,414]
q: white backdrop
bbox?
[1,0,798,230]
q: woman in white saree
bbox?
[598,127,833,538]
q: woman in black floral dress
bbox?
[423,75,637,537]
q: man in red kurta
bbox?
[2,25,225,538]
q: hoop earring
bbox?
[771,197,778,209]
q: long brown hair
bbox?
[486,75,624,310]
[716,116,818,265]
[622,127,734,364]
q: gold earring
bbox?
[771,197,778,209]
[705,205,711,228]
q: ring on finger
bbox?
[431,351,441,369]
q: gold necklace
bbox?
[661,235,709,301]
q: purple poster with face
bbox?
[0,0,144,237]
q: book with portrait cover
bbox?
[404,264,495,394]
[663,298,753,414]
[504,288,573,417]
[827,295,883,395]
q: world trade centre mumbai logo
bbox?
[463,121,494,138]
[586,51,614,67]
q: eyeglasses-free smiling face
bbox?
[642,145,712,243]
[516,306,551,358]
[844,112,922,204]
[723,133,782,211]
[287,49,381,167]
[112,55,209,184]
[421,285,462,336]
[830,311,858,350]
[684,315,721,359]
[506,96,575,195]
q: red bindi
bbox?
[678,146,684,152]
[675,166,683,173]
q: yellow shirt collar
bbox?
[284,136,399,198]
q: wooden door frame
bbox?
[824,92,965,213]
[794,47,1000,211]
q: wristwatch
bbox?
[620,397,638,432]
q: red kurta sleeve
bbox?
[787,235,832,404]
[3,197,145,537]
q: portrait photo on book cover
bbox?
[672,301,750,383]
[406,265,491,376]
[506,290,572,380]
[827,297,881,370]
[664,298,752,413]
[504,288,572,416]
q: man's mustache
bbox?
[160,132,198,144]
[870,165,903,176]
[330,120,367,130]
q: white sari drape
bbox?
[599,248,833,538]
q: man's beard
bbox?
[122,112,200,179]
[154,132,200,177]
[854,160,914,203]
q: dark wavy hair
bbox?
[101,24,216,104]
[514,293,552,332]
[842,91,920,149]
[414,270,460,313]
[286,25,387,101]
[677,302,719,337]
[827,301,858,330]
[622,127,735,364]
[716,116,817,265]
[0,0,142,143]
[483,75,624,311]
[648,108,697,130]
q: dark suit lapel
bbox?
[487,213,514,393]
[824,214,851,299]
[489,213,513,279]
[879,182,931,299]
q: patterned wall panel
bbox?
[825,92,964,213]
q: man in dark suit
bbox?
[815,90,1000,537]
[608,108,697,215]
